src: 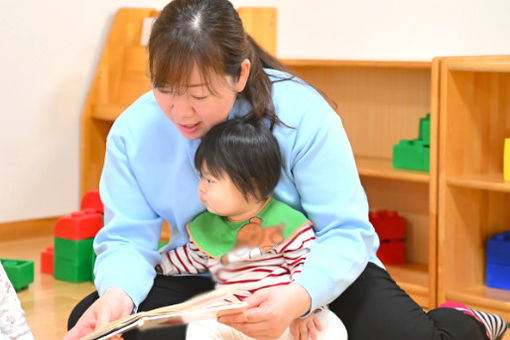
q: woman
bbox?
[65,1,508,339]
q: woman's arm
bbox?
[93,124,163,311]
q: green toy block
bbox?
[0,258,34,292]
[393,139,430,171]
[54,257,91,283]
[54,237,94,262]
[419,113,431,146]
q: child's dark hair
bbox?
[194,117,282,200]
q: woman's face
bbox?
[153,61,250,140]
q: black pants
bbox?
[68,263,487,340]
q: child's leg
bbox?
[314,308,348,340]
[186,319,253,340]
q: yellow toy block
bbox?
[505,138,510,182]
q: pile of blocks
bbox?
[393,113,430,171]
[41,190,104,283]
[486,231,510,290]
[369,210,406,264]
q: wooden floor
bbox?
[1,235,95,340]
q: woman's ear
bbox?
[234,59,251,93]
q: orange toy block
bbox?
[54,209,103,240]
[40,246,54,274]
[81,189,104,214]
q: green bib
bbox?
[187,198,311,258]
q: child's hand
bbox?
[289,312,323,340]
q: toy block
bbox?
[504,138,510,182]
[54,257,91,283]
[486,263,510,290]
[369,210,405,241]
[81,189,104,214]
[377,240,405,264]
[54,210,103,240]
[0,259,34,292]
[392,139,430,171]
[40,246,54,274]
[54,237,94,262]
[418,113,431,146]
[487,231,510,266]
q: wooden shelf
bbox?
[281,59,431,69]
[92,104,126,121]
[387,262,430,307]
[356,156,429,183]
[446,285,510,320]
[448,59,510,73]
[447,174,510,193]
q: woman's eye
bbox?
[191,95,208,100]
[207,179,214,184]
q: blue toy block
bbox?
[0,259,34,292]
[486,263,510,290]
[487,231,510,266]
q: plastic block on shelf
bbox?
[392,139,430,171]
[486,263,510,290]
[369,210,405,240]
[81,189,104,214]
[377,241,405,264]
[54,237,94,262]
[40,246,54,275]
[504,138,510,182]
[0,258,34,292]
[419,113,431,146]
[486,231,510,266]
[54,257,91,283]
[54,210,103,240]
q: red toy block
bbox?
[377,240,405,264]
[54,210,103,240]
[369,210,405,240]
[81,189,104,214]
[40,246,54,274]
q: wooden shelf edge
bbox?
[282,59,432,69]
[446,176,510,193]
[447,60,510,73]
[356,157,430,183]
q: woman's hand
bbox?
[63,287,134,340]
[218,284,311,340]
[289,312,323,340]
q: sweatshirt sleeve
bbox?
[93,126,163,310]
[288,99,378,313]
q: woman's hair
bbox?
[148,0,290,129]
[194,117,282,201]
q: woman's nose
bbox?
[171,95,194,118]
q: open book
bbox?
[79,284,250,340]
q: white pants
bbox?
[186,308,347,340]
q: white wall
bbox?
[0,0,509,223]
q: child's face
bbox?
[197,166,257,220]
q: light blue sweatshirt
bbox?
[94,69,383,312]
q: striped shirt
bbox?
[159,222,315,301]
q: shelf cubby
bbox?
[283,60,438,308]
[438,55,510,320]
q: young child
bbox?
[0,262,34,340]
[158,117,347,340]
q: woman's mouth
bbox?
[179,122,200,134]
